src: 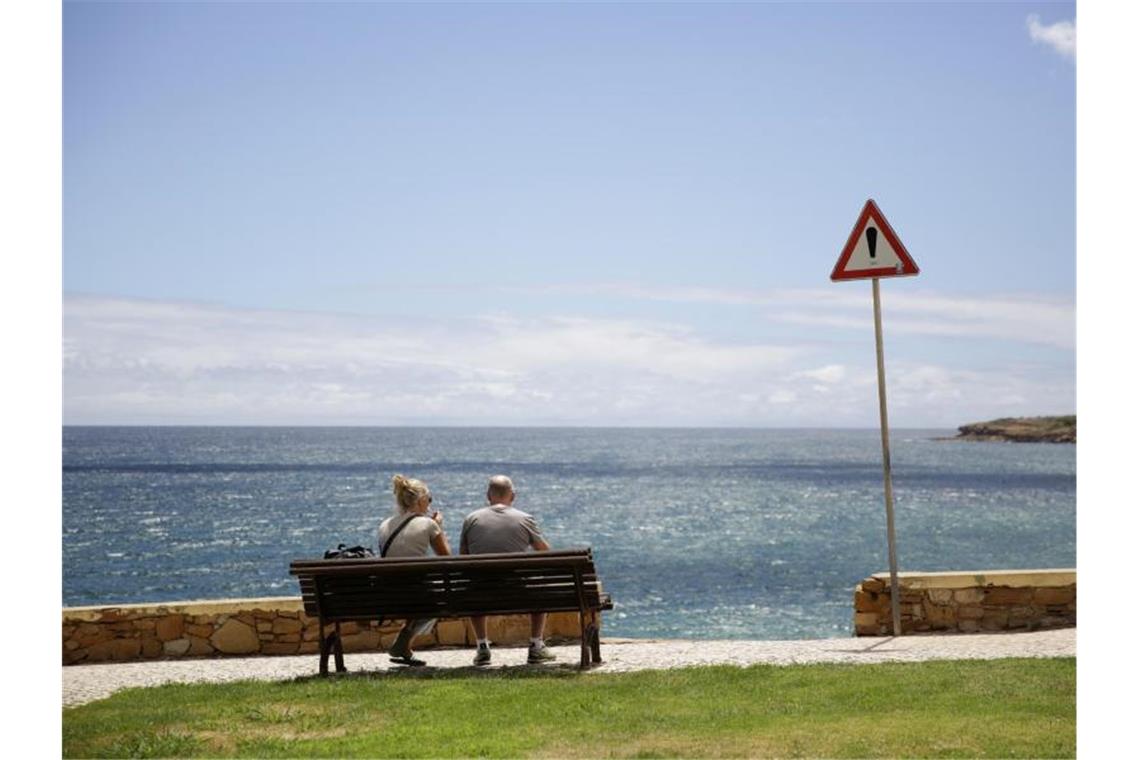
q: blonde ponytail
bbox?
[391,474,430,513]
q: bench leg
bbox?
[578,611,591,669]
[582,624,599,669]
[580,622,602,666]
[333,622,346,673]
[319,627,332,677]
[319,626,346,676]
[589,612,603,664]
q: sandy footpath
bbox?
[63,628,1075,707]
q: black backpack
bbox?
[323,543,375,560]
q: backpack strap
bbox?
[380,514,422,558]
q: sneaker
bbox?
[389,653,427,667]
[527,643,557,664]
[473,646,492,666]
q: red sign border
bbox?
[830,199,920,281]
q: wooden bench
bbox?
[289,548,613,674]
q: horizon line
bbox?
[59,421,1070,430]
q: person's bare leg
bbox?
[527,612,555,662]
[530,612,547,639]
[471,615,492,665]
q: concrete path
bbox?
[63,628,1075,708]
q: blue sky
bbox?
[63,1,1076,427]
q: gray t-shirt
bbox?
[378,513,442,558]
[460,503,545,554]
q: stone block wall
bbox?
[63,597,586,665]
[853,569,1076,636]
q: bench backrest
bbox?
[289,548,604,621]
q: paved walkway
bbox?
[63,628,1075,707]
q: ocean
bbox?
[62,426,1075,640]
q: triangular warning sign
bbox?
[830,199,920,281]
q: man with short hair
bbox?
[460,475,556,665]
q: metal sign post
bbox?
[872,277,902,636]
[830,199,919,637]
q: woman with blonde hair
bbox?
[378,474,451,666]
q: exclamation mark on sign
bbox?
[866,227,878,259]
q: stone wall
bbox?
[63,597,586,665]
[853,569,1076,636]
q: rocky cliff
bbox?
[951,416,1075,443]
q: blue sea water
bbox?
[62,427,1075,640]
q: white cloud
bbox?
[772,359,1072,428]
[512,282,1075,350]
[64,295,800,425]
[793,364,847,384]
[63,294,1074,427]
[775,289,1074,349]
[1027,14,1076,61]
[767,390,797,405]
[523,282,762,306]
[473,314,800,380]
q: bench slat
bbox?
[294,570,588,582]
[316,588,602,604]
[304,586,598,602]
[319,601,593,618]
[290,548,591,567]
[316,587,602,607]
[292,558,594,578]
[303,573,597,589]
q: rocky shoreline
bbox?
[939,415,1075,443]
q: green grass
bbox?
[63,657,1074,758]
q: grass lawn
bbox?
[63,657,1074,758]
